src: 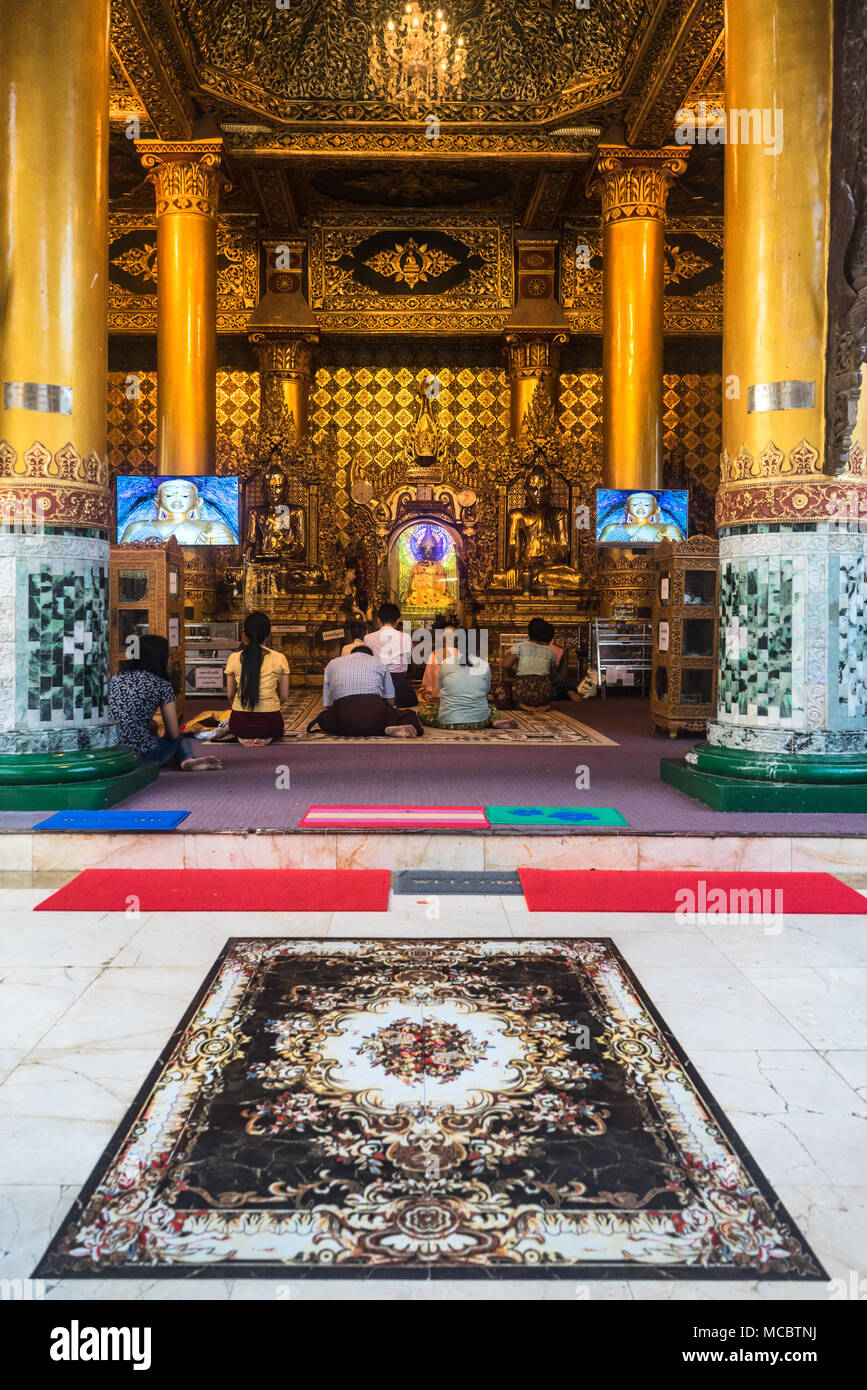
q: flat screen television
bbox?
[116,475,240,546]
[595,489,688,547]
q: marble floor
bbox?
[1,869,865,1301]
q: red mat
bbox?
[34,869,390,913]
[518,869,867,915]
[299,804,489,828]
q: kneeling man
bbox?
[311,646,423,738]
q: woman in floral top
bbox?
[109,635,221,772]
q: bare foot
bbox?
[180,756,222,771]
[493,718,518,729]
[238,738,272,747]
[385,724,418,738]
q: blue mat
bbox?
[36,810,190,831]
[485,805,629,828]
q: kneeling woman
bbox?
[224,611,289,746]
[418,635,515,731]
[109,635,221,772]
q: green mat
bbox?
[485,806,629,827]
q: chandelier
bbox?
[371,3,467,117]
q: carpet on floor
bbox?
[35,937,825,1280]
[278,690,617,746]
[519,869,867,914]
[299,804,489,828]
[35,809,189,831]
[34,869,390,913]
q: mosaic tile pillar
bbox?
[0,0,152,806]
[665,0,867,808]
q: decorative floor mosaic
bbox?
[37,939,825,1280]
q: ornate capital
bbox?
[135,139,228,219]
[503,330,568,381]
[0,440,110,528]
[250,331,319,382]
[586,145,689,225]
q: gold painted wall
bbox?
[107,367,722,499]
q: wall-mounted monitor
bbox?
[595,489,688,547]
[116,475,240,546]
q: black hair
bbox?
[120,633,169,679]
[378,602,400,625]
[350,644,374,656]
[457,628,475,666]
[348,621,366,641]
[528,617,555,644]
[239,610,271,710]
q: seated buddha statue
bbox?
[598,491,685,543]
[404,527,451,608]
[244,465,323,592]
[503,460,583,591]
[120,478,235,546]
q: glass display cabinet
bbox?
[651,535,719,736]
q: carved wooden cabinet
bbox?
[109,538,186,717]
[651,535,718,737]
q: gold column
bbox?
[587,147,687,489]
[716,0,835,524]
[0,0,110,513]
[136,140,226,475]
[248,235,319,440]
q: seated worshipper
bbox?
[418,632,517,731]
[340,621,367,656]
[501,617,559,710]
[364,602,417,707]
[224,610,289,746]
[418,623,459,702]
[310,646,423,738]
[109,634,221,772]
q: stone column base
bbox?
[661,753,867,812]
[0,749,158,810]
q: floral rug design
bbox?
[37,939,825,1280]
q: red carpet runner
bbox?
[519,869,867,914]
[35,869,390,913]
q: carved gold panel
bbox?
[560,215,723,334]
[308,215,513,333]
[108,210,260,331]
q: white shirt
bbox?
[363,625,412,674]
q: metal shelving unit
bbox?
[593,619,652,698]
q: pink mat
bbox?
[299,804,489,829]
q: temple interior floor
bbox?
[3,697,866,837]
[1,868,865,1300]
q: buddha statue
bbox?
[120,478,235,546]
[244,464,323,592]
[598,491,685,543]
[504,459,583,591]
[404,526,450,608]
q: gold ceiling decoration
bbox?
[364,239,460,288]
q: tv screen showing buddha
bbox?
[116,476,240,546]
[595,489,688,547]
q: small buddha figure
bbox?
[505,459,583,591]
[598,491,685,543]
[404,526,450,608]
[120,478,235,546]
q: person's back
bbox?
[438,656,491,725]
[226,644,286,712]
[109,666,175,756]
[323,649,392,703]
[513,639,557,678]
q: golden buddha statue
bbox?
[244,464,323,592]
[120,478,235,546]
[598,491,685,543]
[404,526,450,608]
[504,459,583,591]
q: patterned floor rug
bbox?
[275,691,617,746]
[36,939,825,1280]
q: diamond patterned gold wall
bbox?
[106,368,722,499]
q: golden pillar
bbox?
[504,236,569,439]
[0,0,152,805]
[0,0,110,493]
[248,236,319,440]
[136,140,226,475]
[587,147,687,489]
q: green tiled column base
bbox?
[661,756,867,813]
[0,748,159,810]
